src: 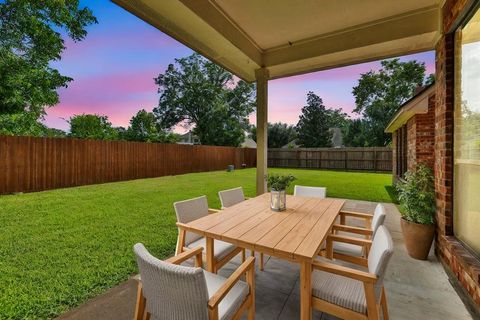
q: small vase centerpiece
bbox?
[267,173,296,212]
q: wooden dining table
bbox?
[176,193,345,320]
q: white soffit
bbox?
[113,0,443,82]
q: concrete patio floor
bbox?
[58,200,475,320]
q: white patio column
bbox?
[255,68,269,195]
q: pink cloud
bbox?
[45,70,161,130]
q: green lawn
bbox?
[0,168,392,319]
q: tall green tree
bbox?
[153,53,255,147]
[296,92,347,148]
[69,114,118,140]
[250,122,297,148]
[0,0,97,125]
[352,58,427,146]
[343,118,368,147]
[126,109,178,143]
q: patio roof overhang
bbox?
[112,0,445,197]
[112,0,443,82]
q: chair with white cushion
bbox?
[312,225,393,320]
[218,187,247,209]
[133,244,255,320]
[218,187,265,271]
[294,185,327,198]
[174,196,245,273]
[326,203,387,264]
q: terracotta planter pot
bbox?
[400,218,435,260]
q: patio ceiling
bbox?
[112,0,443,81]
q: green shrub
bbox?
[267,173,296,191]
[396,164,436,225]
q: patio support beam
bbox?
[263,6,440,72]
[255,68,269,195]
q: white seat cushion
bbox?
[204,271,249,320]
[312,270,366,314]
[333,241,364,257]
[187,237,237,261]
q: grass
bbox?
[0,168,392,319]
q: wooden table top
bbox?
[177,193,345,262]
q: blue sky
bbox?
[44,0,435,132]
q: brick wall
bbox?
[435,0,480,306]
[392,94,435,180]
[415,95,436,170]
[406,117,417,171]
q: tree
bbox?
[126,109,178,143]
[296,92,337,148]
[343,119,368,147]
[250,122,297,148]
[352,59,428,146]
[153,53,255,147]
[0,112,47,136]
[0,0,97,124]
[69,114,118,140]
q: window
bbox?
[396,125,408,178]
[454,7,480,256]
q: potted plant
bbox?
[267,173,296,211]
[396,164,436,260]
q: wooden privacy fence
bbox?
[0,135,256,194]
[268,147,392,172]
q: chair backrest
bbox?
[367,225,393,299]
[294,185,327,198]
[174,196,209,245]
[371,204,386,236]
[218,187,245,208]
[134,243,209,320]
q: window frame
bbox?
[453,3,480,259]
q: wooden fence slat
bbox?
[268,147,392,172]
[0,135,257,194]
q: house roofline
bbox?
[384,82,436,133]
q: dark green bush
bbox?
[396,164,436,225]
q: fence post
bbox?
[374,149,377,172]
[345,150,348,170]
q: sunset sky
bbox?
[45,0,436,133]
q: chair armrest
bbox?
[312,260,377,283]
[339,210,373,220]
[166,247,203,265]
[331,224,373,236]
[208,256,255,309]
[208,208,220,214]
[327,234,372,247]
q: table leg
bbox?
[300,260,312,320]
[206,237,215,273]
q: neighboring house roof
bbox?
[281,140,300,149]
[241,137,257,148]
[384,83,436,133]
[177,130,200,144]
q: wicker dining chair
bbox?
[218,187,265,271]
[174,195,245,273]
[293,185,327,198]
[312,225,393,320]
[325,203,387,264]
[133,244,255,320]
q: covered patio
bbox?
[76,0,478,319]
[112,0,442,196]
[58,200,473,319]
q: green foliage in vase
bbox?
[396,164,436,225]
[267,173,296,191]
